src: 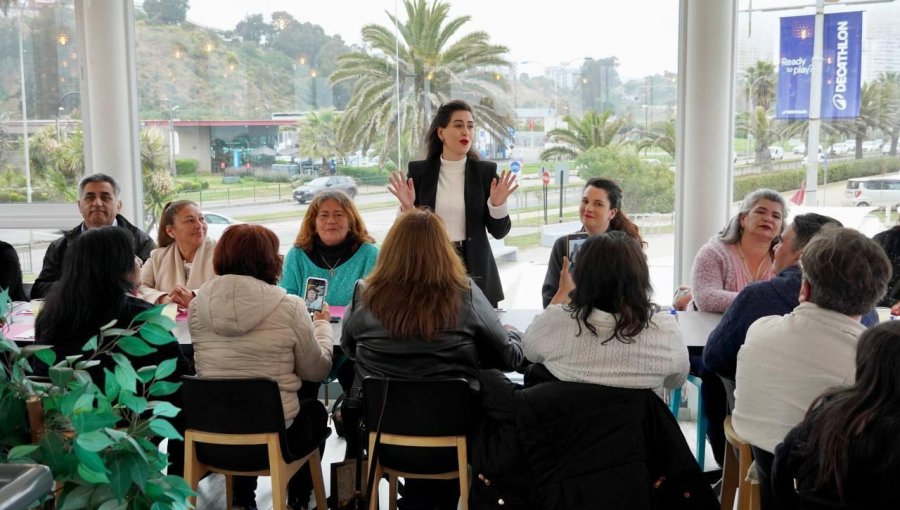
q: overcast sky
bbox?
[186,0,680,79]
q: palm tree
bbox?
[299,109,345,174]
[737,106,778,165]
[832,81,886,159]
[331,0,512,166]
[743,60,777,113]
[635,118,676,158]
[540,110,626,161]
[877,72,900,156]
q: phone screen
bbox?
[566,233,589,272]
[304,277,328,312]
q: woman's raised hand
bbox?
[550,256,575,305]
[387,171,416,212]
[313,302,332,323]
[490,169,519,207]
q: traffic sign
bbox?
[541,167,551,186]
[510,161,522,174]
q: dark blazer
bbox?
[31,214,155,299]
[408,158,511,306]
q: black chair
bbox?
[363,376,472,510]
[181,376,329,510]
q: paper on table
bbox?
[13,328,35,340]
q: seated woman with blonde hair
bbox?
[139,200,216,306]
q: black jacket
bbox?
[772,403,900,510]
[473,367,718,510]
[408,158,511,306]
[31,215,155,299]
[340,280,525,394]
[0,241,28,301]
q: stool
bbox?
[668,374,707,468]
[721,416,760,510]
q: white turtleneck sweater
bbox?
[434,156,509,242]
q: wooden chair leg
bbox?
[457,437,469,510]
[368,463,384,510]
[183,435,205,508]
[309,451,328,510]
[388,473,398,510]
[720,443,738,510]
[225,474,233,510]
[737,453,753,510]
[269,439,288,510]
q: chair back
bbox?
[362,377,472,436]
[363,377,472,475]
[181,376,292,471]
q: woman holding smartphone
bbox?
[541,177,643,307]
[388,99,518,307]
[280,190,378,308]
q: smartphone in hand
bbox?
[304,277,328,312]
[566,233,589,272]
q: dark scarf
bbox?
[308,235,359,270]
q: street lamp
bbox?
[55,90,79,145]
[168,105,180,178]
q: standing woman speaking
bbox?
[388,99,518,307]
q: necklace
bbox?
[320,255,342,277]
[737,244,768,282]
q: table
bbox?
[8,303,719,351]
[675,310,722,350]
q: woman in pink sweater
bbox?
[690,188,786,313]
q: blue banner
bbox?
[775,11,862,120]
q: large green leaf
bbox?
[33,347,57,367]
[104,368,120,401]
[120,391,148,415]
[106,451,140,501]
[150,401,179,418]
[148,418,182,440]
[76,430,114,452]
[127,454,150,490]
[117,336,158,357]
[6,444,40,460]
[137,365,158,384]
[112,354,138,393]
[133,305,165,322]
[77,463,110,484]
[72,392,95,414]
[58,484,94,510]
[82,334,98,352]
[74,444,108,473]
[49,366,76,388]
[144,314,176,331]
[97,499,127,510]
[138,322,175,346]
[72,412,119,434]
[154,359,177,380]
[148,380,180,397]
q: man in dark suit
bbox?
[31,173,155,299]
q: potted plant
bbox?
[0,289,194,509]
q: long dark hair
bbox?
[567,231,656,343]
[584,177,643,244]
[36,227,135,345]
[798,321,900,501]
[423,99,481,161]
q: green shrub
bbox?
[175,159,199,175]
[252,170,292,182]
[734,157,900,199]
[0,191,26,202]
[577,147,676,214]
[339,166,389,186]
[176,179,202,192]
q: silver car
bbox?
[292,176,358,204]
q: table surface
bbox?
[6,302,720,349]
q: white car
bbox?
[203,211,241,240]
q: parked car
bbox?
[792,144,806,155]
[843,176,900,207]
[203,212,241,240]
[768,147,784,160]
[292,176,358,204]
